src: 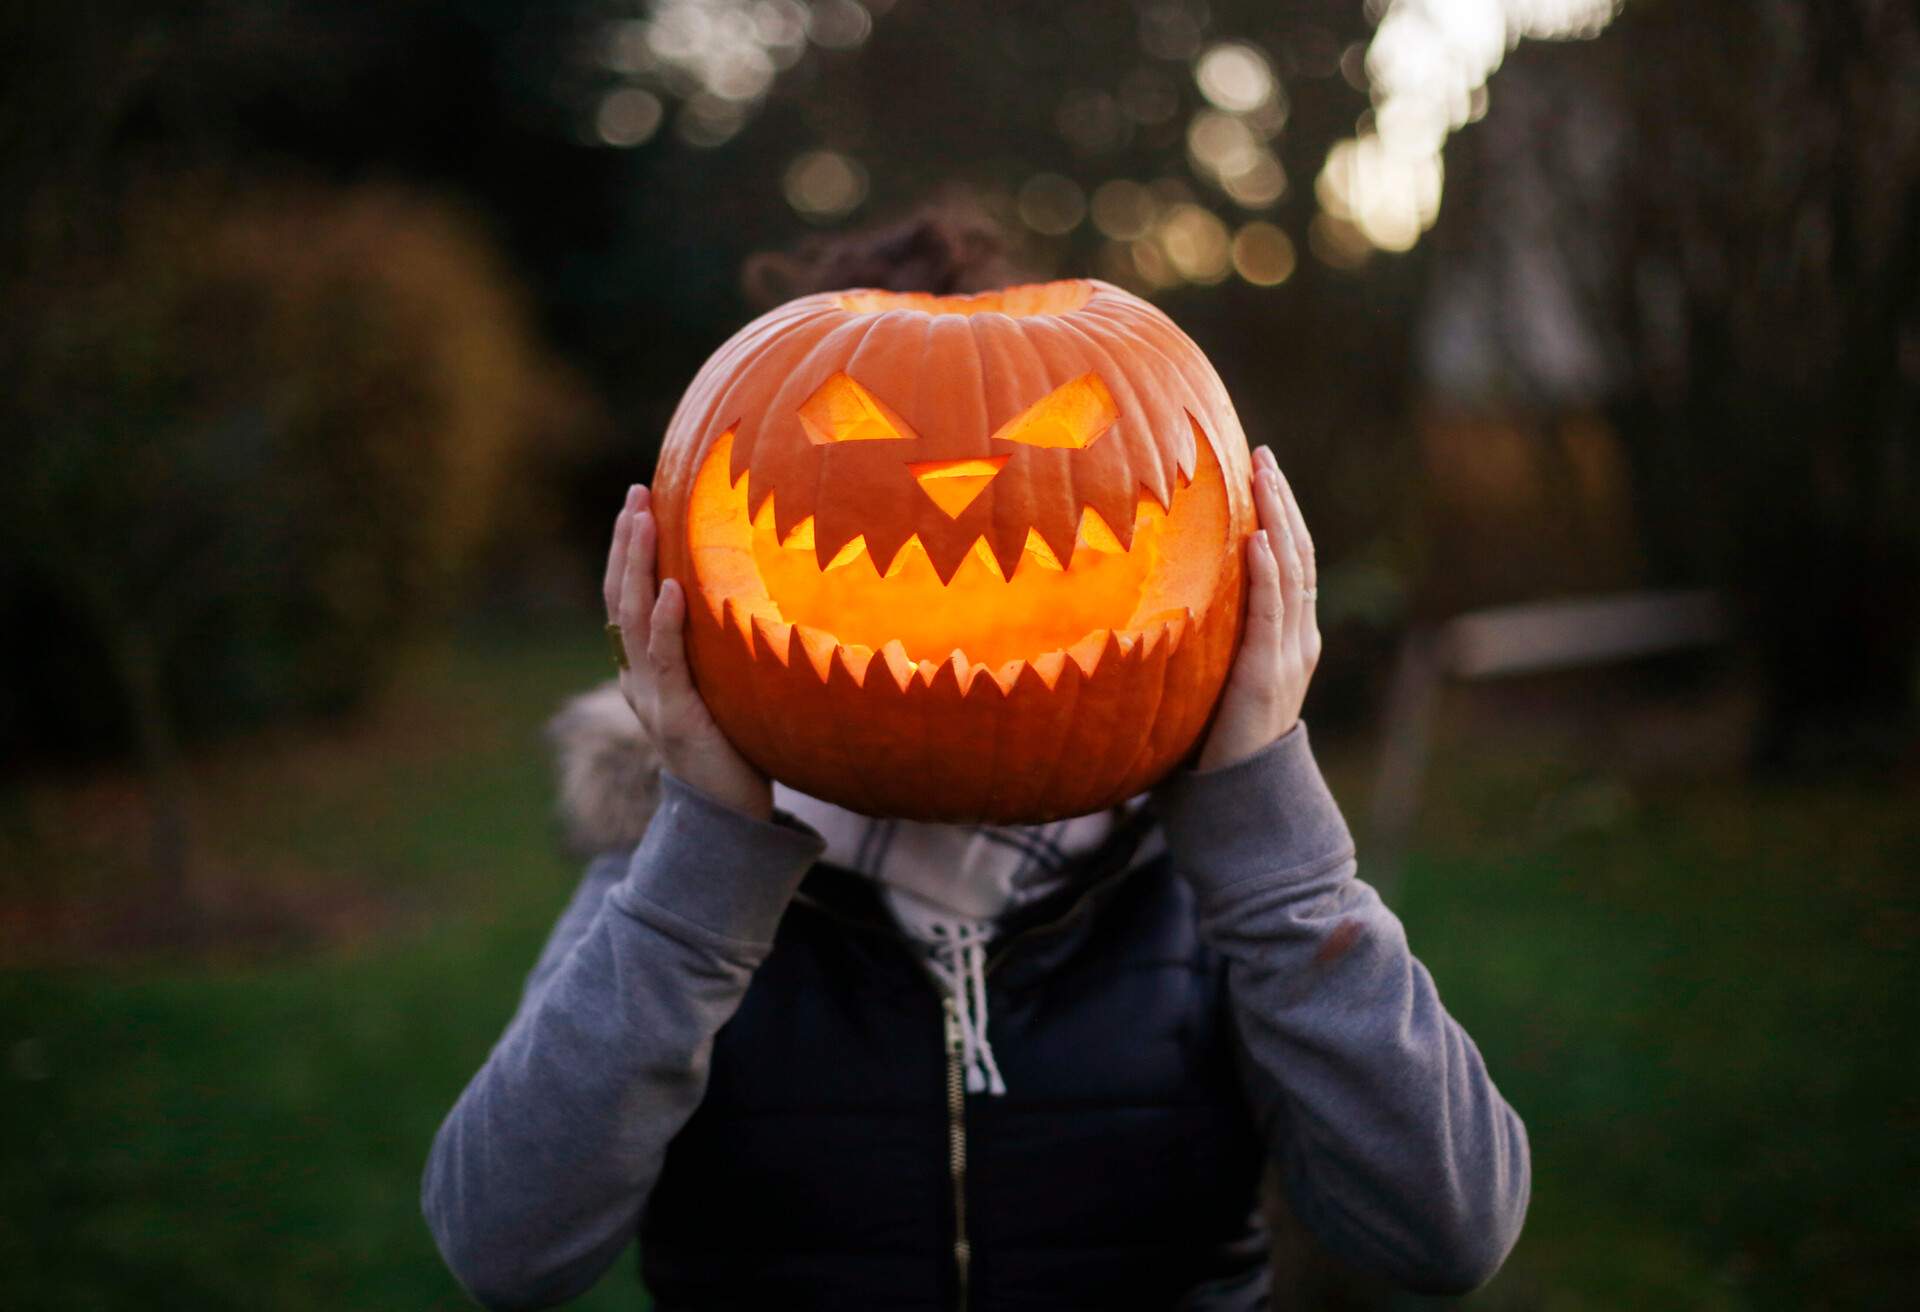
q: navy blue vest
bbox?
[639,836,1270,1311]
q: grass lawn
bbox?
[2,623,1914,1309]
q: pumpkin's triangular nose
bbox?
[909,455,1008,517]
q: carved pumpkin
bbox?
[652,279,1255,822]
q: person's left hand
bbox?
[1195,444,1321,771]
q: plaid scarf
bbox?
[773,785,1138,1095]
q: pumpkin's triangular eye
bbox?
[798,372,915,444]
[992,373,1119,450]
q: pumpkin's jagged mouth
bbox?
[686,430,1227,694]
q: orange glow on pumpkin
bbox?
[687,417,1229,678]
[991,373,1119,449]
[907,456,1010,517]
[651,279,1258,822]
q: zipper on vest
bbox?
[943,995,971,1311]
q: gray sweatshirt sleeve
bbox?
[1154,722,1531,1294]
[422,772,825,1310]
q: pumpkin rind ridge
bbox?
[655,279,1257,822]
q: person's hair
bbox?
[742,199,1032,308]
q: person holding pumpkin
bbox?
[423,214,1529,1310]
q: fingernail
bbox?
[626,484,641,507]
[1254,529,1271,554]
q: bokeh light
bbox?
[1175,35,1290,215]
[753,0,810,53]
[1308,211,1374,270]
[1220,151,1286,209]
[784,149,868,221]
[807,0,873,51]
[1316,0,1623,253]
[1187,111,1261,182]
[1507,0,1622,39]
[1017,174,1087,236]
[1317,134,1443,253]
[1090,179,1159,241]
[1231,221,1297,286]
[1157,203,1231,284]
[1194,42,1276,114]
[595,88,665,147]
[676,93,749,146]
[1129,237,1178,290]
[590,0,887,149]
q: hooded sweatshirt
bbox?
[422,683,1530,1308]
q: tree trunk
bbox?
[99,615,199,914]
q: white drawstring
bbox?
[770,784,1148,1098]
[925,921,1006,1096]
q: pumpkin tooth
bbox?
[1032,521,1080,574]
[877,533,927,579]
[1136,490,1170,529]
[987,526,1028,581]
[1022,527,1064,571]
[969,538,1006,581]
[781,515,816,551]
[835,640,876,686]
[721,595,757,651]
[1176,411,1207,495]
[750,613,794,664]
[1081,482,1139,553]
[918,532,975,586]
[1075,506,1126,555]
[1164,607,1192,653]
[751,494,779,538]
[1028,648,1069,690]
[877,639,917,691]
[989,657,1026,694]
[1136,617,1173,658]
[946,649,986,696]
[820,535,868,571]
[794,623,838,680]
[1066,629,1112,677]
[769,492,813,550]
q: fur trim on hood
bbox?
[546,681,663,857]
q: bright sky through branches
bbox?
[1318,0,1619,254]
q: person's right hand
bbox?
[605,484,773,821]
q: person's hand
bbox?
[1195,445,1322,771]
[605,484,773,820]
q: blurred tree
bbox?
[0,177,588,886]
[1435,0,1920,767]
[2,2,1427,695]
[553,0,1426,716]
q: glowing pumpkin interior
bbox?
[686,351,1234,693]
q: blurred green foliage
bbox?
[0,177,592,767]
[2,628,1915,1309]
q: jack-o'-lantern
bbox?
[652,279,1255,822]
